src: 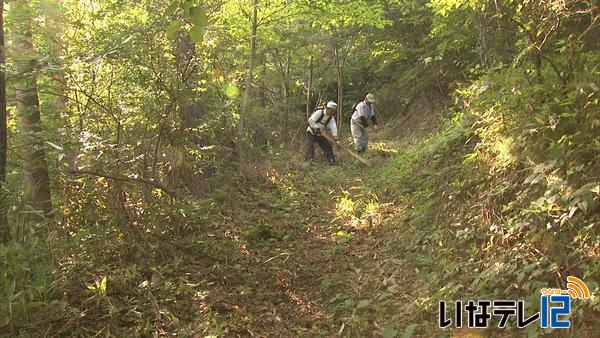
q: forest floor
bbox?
[183,109,454,337]
[195,148,426,337]
[206,155,419,336]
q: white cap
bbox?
[366,93,376,103]
[326,101,338,109]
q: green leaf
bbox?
[517,271,525,283]
[183,0,193,16]
[530,175,543,185]
[572,183,597,198]
[6,279,15,300]
[401,324,418,338]
[163,0,180,17]
[577,199,589,212]
[100,275,107,293]
[188,6,208,27]
[336,230,349,238]
[356,299,370,309]
[523,262,537,273]
[383,323,397,338]
[189,25,205,43]
[166,20,183,39]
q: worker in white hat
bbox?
[305,101,340,164]
[350,93,379,154]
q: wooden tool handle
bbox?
[321,133,370,166]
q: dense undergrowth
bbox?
[324,57,600,335]
[353,65,598,335]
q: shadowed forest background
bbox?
[0,0,598,336]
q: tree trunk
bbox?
[306,56,313,118]
[282,51,291,141]
[0,0,9,241]
[282,0,291,141]
[239,0,258,169]
[337,67,343,137]
[170,33,200,190]
[475,8,490,68]
[334,40,344,137]
[282,79,289,140]
[13,1,53,219]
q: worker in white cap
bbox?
[305,101,340,164]
[350,93,379,154]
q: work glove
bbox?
[373,125,379,131]
[314,128,322,136]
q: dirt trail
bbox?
[205,151,420,337]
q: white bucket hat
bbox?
[326,101,338,109]
[366,93,376,103]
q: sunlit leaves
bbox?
[86,275,107,295]
[298,0,391,31]
[222,83,239,99]
[186,5,207,42]
[428,0,480,16]
[164,0,208,43]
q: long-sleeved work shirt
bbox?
[307,108,338,137]
[351,100,376,127]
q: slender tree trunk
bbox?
[0,0,9,241]
[282,51,291,140]
[532,51,543,84]
[47,26,73,224]
[282,1,291,140]
[282,80,288,139]
[13,1,53,219]
[170,34,198,189]
[337,66,343,137]
[333,40,344,137]
[306,56,312,118]
[475,9,490,68]
[239,0,258,169]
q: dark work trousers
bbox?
[305,132,335,164]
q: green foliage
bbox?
[0,240,55,331]
[241,222,292,242]
[164,0,208,43]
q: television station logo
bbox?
[439,276,591,330]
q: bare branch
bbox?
[65,169,177,197]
